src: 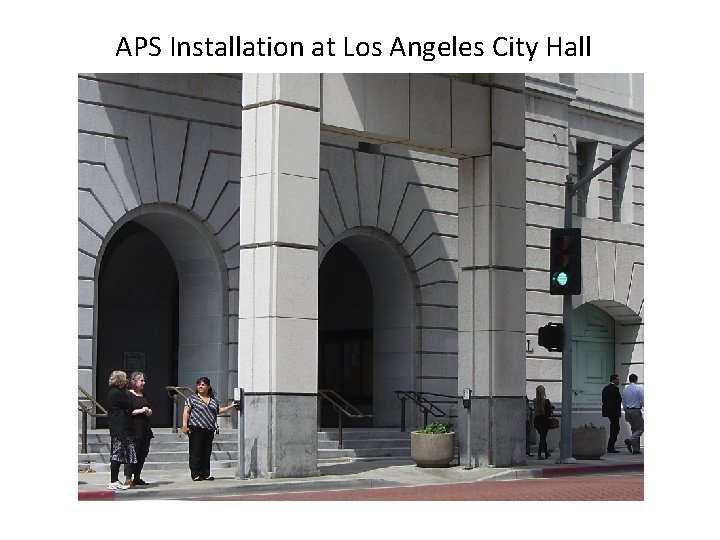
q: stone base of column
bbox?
[243,394,319,479]
[458,397,526,468]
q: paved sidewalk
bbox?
[78,448,643,500]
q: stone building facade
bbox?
[78,73,643,478]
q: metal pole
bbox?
[81,410,88,454]
[558,176,577,464]
[400,397,407,432]
[171,395,178,433]
[338,409,343,449]
[465,398,472,470]
[234,387,245,480]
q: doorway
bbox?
[96,221,178,427]
[318,232,416,428]
[318,243,373,427]
[572,303,615,405]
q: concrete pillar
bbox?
[457,83,527,467]
[239,74,320,478]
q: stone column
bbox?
[239,74,320,478]
[458,77,527,467]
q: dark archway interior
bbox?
[318,242,373,428]
[96,221,178,428]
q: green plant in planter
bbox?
[420,421,454,434]
[412,421,456,467]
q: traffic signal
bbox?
[538,322,564,352]
[549,228,582,295]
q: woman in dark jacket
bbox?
[123,371,154,487]
[532,385,553,460]
[106,370,147,491]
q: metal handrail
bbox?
[394,390,457,432]
[318,389,372,449]
[78,385,108,453]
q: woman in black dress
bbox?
[532,385,553,460]
[106,370,148,491]
[123,371,154,486]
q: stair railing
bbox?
[78,385,108,453]
[317,389,372,449]
[394,390,457,432]
[166,386,195,433]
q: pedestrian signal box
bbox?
[549,228,582,295]
[538,322,564,352]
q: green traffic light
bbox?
[552,271,569,287]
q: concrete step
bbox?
[318,438,410,450]
[318,447,411,459]
[79,428,413,471]
[80,460,237,473]
[317,430,410,441]
[79,441,237,453]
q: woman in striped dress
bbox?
[181,377,237,481]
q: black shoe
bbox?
[607,449,619,453]
[625,439,633,453]
[539,456,546,460]
[204,475,214,481]
[632,450,642,455]
[192,476,203,481]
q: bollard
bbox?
[463,388,472,469]
[234,387,245,480]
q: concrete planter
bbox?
[410,431,456,468]
[572,427,606,459]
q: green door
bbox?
[572,304,614,405]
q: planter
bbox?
[572,426,606,459]
[410,431,456,467]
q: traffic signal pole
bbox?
[557,135,643,464]
[558,176,576,463]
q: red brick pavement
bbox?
[188,473,643,501]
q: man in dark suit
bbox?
[602,374,622,452]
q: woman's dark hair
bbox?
[195,377,215,398]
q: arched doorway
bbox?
[95,206,229,428]
[572,303,615,405]
[318,231,416,428]
[96,221,178,427]
[318,243,373,427]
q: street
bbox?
[181,472,643,501]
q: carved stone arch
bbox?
[93,204,230,426]
[318,226,420,427]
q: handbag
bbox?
[549,416,560,429]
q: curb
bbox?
[540,462,644,478]
[78,490,116,501]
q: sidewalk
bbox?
[78,449,644,500]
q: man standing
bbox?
[622,373,644,454]
[601,374,622,452]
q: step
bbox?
[79,441,237,453]
[79,428,413,471]
[317,430,410,441]
[79,460,238,474]
[318,447,411,459]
